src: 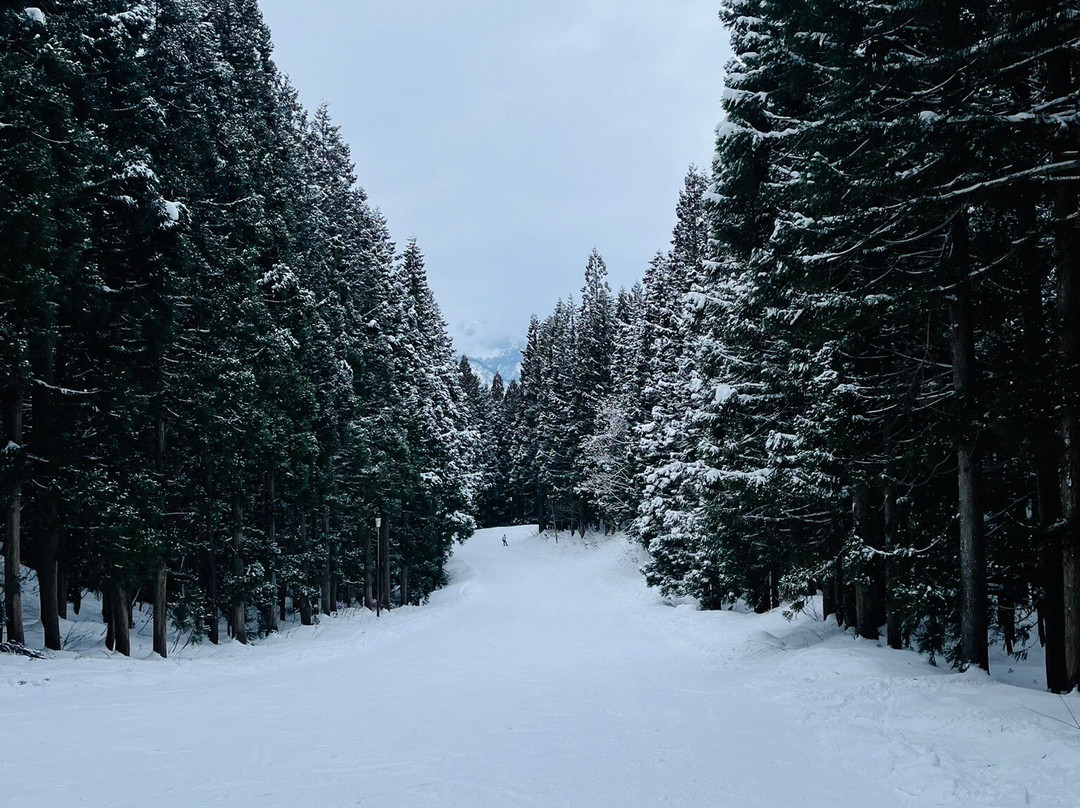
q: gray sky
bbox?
[259,0,730,357]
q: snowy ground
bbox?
[2,526,1079,807]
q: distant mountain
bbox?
[464,345,523,386]
[451,322,524,386]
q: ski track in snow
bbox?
[2,526,1079,807]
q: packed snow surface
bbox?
[3,526,1079,807]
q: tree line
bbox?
[481,0,1080,693]
[1,0,478,657]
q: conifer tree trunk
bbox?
[110,578,130,657]
[320,562,331,615]
[298,513,313,626]
[203,547,219,645]
[884,483,902,650]
[363,522,374,610]
[3,382,24,645]
[1057,181,1080,689]
[153,562,167,659]
[32,336,61,650]
[536,489,547,533]
[950,213,988,672]
[832,558,846,627]
[853,481,882,641]
[262,470,278,633]
[379,516,391,610]
[842,579,858,629]
[400,564,408,608]
[1043,0,1080,695]
[231,502,246,644]
[37,495,60,651]
[1018,193,1068,691]
[297,592,313,626]
[103,587,114,651]
[320,506,332,616]
[56,555,67,621]
[262,570,279,634]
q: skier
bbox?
[502,535,508,546]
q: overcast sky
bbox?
[259,0,730,356]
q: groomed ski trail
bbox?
[2,525,1078,807]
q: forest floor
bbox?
[2,525,1079,807]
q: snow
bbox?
[23,7,45,25]
[161,199,183,222]
[715,382,736,403]
[2,526,1079,806]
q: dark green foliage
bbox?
[494,0,1080,692]
[0,0,477,653]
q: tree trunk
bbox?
[262,571,279,635]
[1059,250,1080,689]
[231,502,246,644]
[203,547,219,645]
[32,336,61,651]
[320,563,331,615]
[262,469,279,633]
[110,578,130,657]
[379,515,391,611]
[297,592,313,626]
[1018,191,1068,691]
[299,513,313,626]
[37,495,60,651]
[853,480,883,641]
[56,556,68,621]
[884,483,902,650]
[842,581,858,629]
[400,564,409,608]
[3,382,24,645]
[536,488,547,533]
[153,562,167,658]
[320,506,332,616]
[833,556,846,627]
[103,586,114,651]
[950,213,988,672]
[1045,47,1080,691]
[1040,432,1068,692]
[363,521,374,610]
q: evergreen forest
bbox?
[5,0,1080,703]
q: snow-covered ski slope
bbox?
[2,525,1079,808]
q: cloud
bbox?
[259,0,730,350]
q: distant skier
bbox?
[502,535,508,546]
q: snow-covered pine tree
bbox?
[572,250,617,533]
